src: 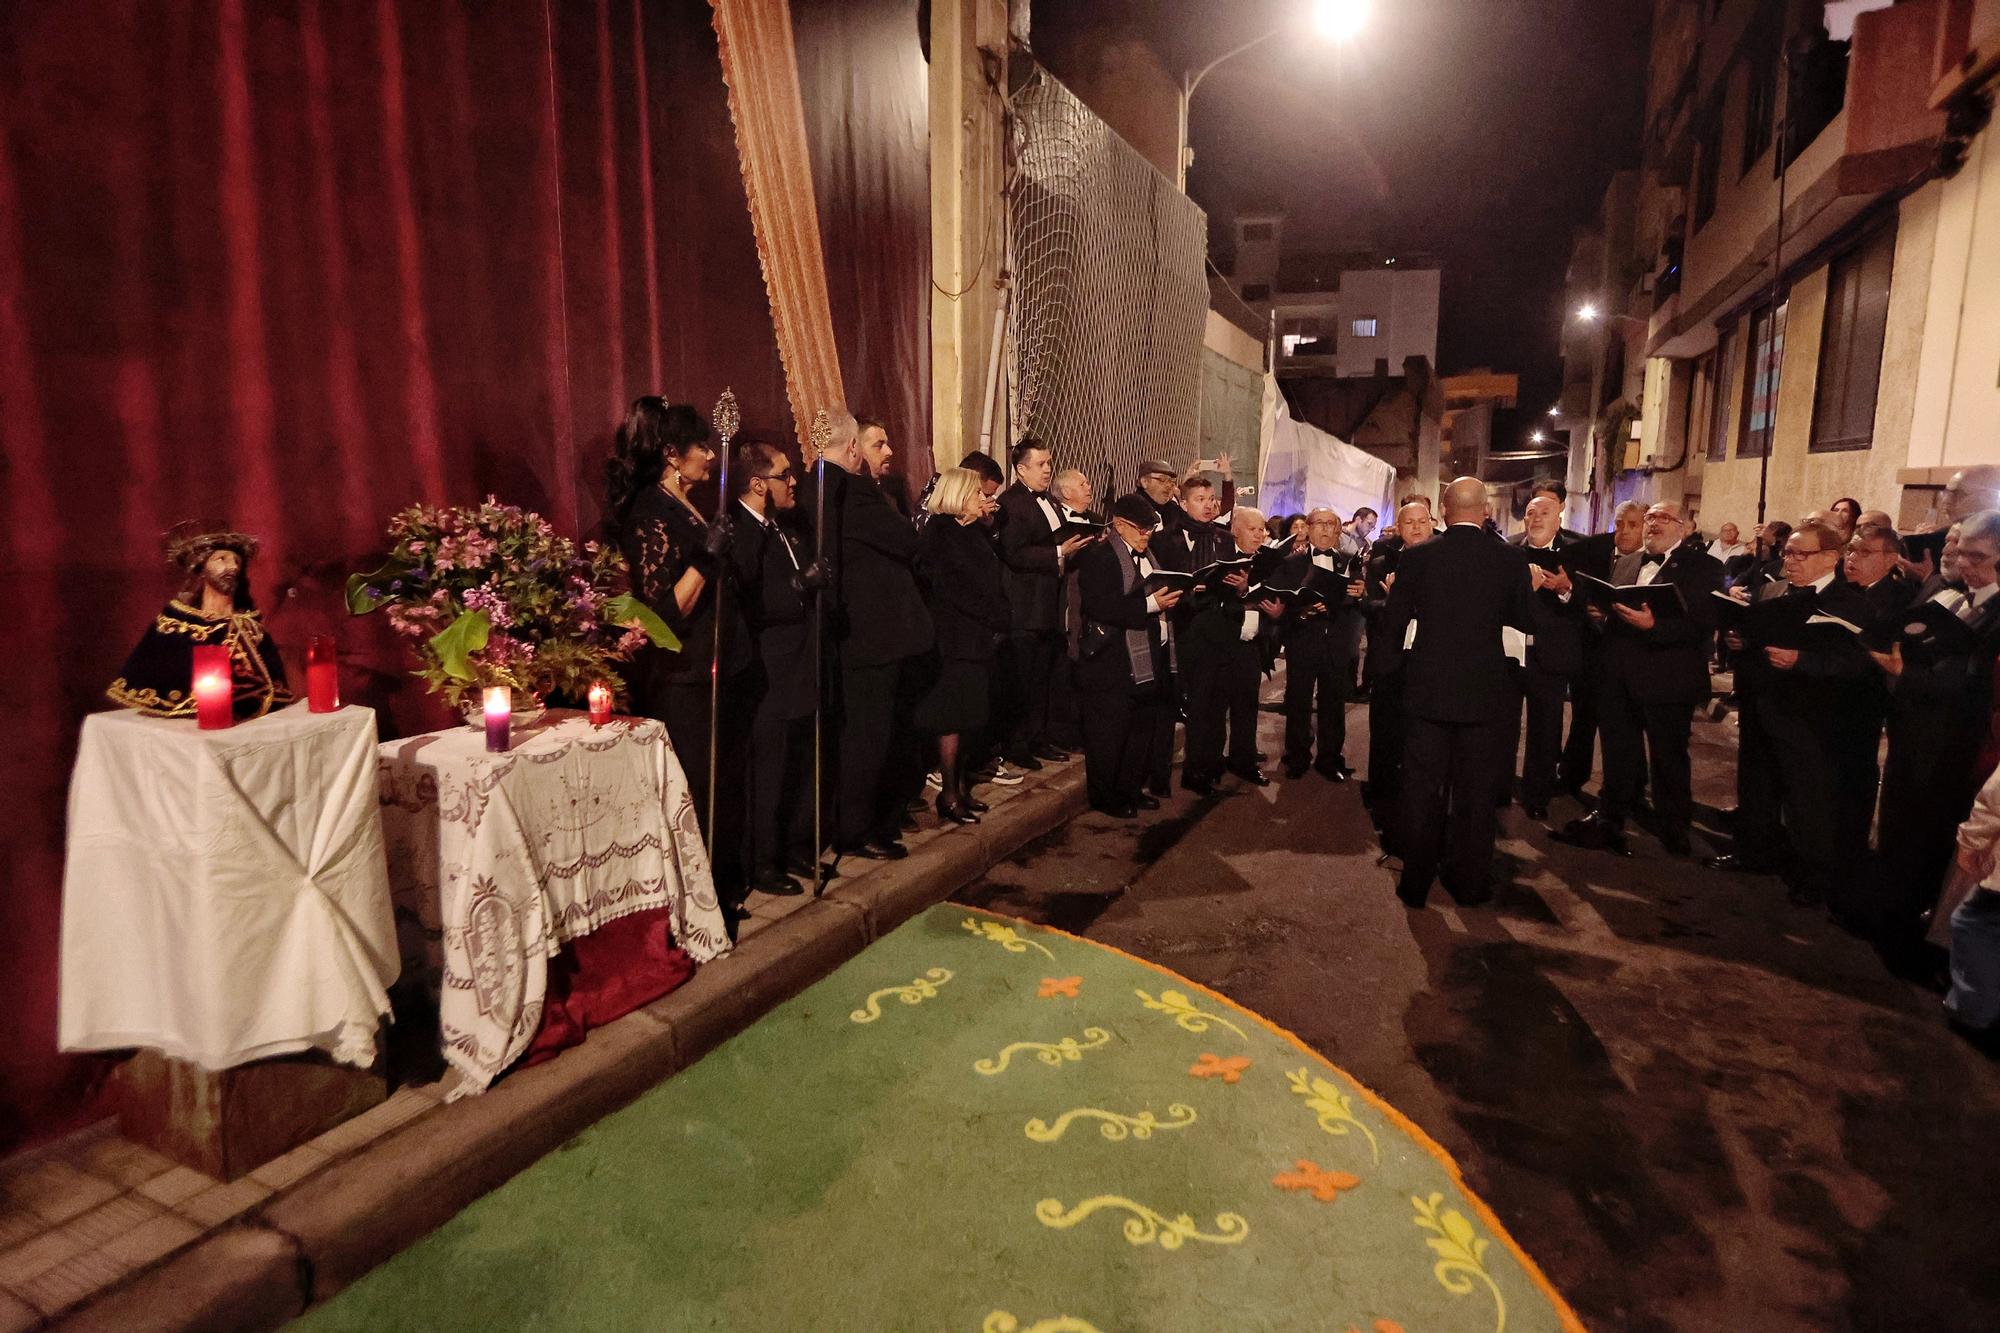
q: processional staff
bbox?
[707,387,741,854]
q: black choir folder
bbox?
[1574,571,1688,619]
[1897,597,1983,659]
[1710,591,1869,651]
[1055,516,1106,544]
[1258,564,1355,609]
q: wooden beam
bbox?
[708,0,845,445]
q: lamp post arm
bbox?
[1177,25,1285,189]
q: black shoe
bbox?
[749,869,804,897]
[1316,764,1353,782]
[844,839,907,861]
[1703,853,1779,876]
[1283,763,1309,780]
[1552,814,1628,854]
[1031,743,1071,763]
[1004,752,1044,772]
[1395,879,1429,909]
[1147,781,1173,799]
[1229,766,1270,787]
[1182,775,1216,796]
[935,796,980,826]
[1522,803,1549,821]
[785,854,839,882]
[899,814,921,833]
[1090,799,1138,818]
[963,796,990,814]
[1134,792,1161,810]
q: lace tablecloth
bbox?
[60,705,399,1070]
[377,712,727,1093]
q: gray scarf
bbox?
[1109,536,1156,686]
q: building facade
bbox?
[1562,0,1999,535]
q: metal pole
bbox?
[1754,43,1798,527]
[808,409,832,895]
[1583,319,1610,528]
[706,390,740,870]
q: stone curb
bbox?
[46,762,1086,1331]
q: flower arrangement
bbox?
[346,497,676,709]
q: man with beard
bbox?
[110,521,292,720]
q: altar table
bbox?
[60,705,399,1070]
[376,712,727,1094]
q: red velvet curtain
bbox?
[0,0,792,1150]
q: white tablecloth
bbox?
[60,705,399,1070]
[377,712,727,1094]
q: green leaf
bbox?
[429,610,491,681]
[344,557,414,615]
[604,594,681,653]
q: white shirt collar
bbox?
[1808,571,1836,593]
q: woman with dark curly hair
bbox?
[606,396,746,887]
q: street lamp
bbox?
[1573,301,1649,526]
[1176,1,1369,190]
[1531,429,1547,444]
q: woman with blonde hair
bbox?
[913,467,1009,822]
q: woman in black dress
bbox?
[914,467,1008,823]
[605,397,738,862]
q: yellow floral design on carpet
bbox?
[1034,1195,1250,1249]
[1135,986,1248,1039]
[963,916,1057,960]
[975,1027,1115,1076]
[1413,1190,1507,1333]
[849,968,953,1023]
[983,1313,1104,1333]
[1023,1103,1198,1143]
[1287,1066,1383,1165]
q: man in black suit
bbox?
[996,438,1095,772]
[1508,494,1586,819]
[1180,507,1287,794]
[1075,494,1185,816]
[1560,501,1723,857]
[1134,458,1187,552]
[729,443,815,900]
[1559,498,1647,800]
[1530,477,1584,544]
[1706,522,1880,914]
[1362,499,1434,837]
[1277,508,1366,780]
[805,412,936,861]
[1378,477,1536,907]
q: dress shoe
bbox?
[1182,775,1217,796]
[934,796,980,826]
[1702,853,1778,876]
[1031,743,1071,763]
[749,869,804,897]
[1552,813,1629,854]
[1316,764,1353,782]
[1133,792,1162,810]
[1090,799,1138,818]
[1283,763,1310,780]
[1395,880,1429,909]
[963,795,990,814]
[844,839,907,861]
[1003,752,1044,772]
[1521,803,1549,822]
[785,854,839,882]
[1147,781,1174,799]
[1229,766,1270,787]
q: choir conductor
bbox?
[1378,476,1536,908]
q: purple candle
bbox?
[483,686,511,753]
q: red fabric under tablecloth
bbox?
[517,908,696,1071]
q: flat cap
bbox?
[1136,458,1177,479]
[1110,493,1160,527]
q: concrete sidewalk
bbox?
[5,760,1085,1333]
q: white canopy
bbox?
[1254,373,1397,524]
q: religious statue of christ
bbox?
[106,520,293,719]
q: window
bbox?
[1693,109,1723,231]
[1707,324,1741,461]
[1241,284,1270,303]
[1241,222,1274,242]
[1739,300,1787,459]
[1742,40,1779,175]
[1811,225,1896,452]
[1350,318,1378,338]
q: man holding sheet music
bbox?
[1275,508,1368,781]
[1558,501,1723,858]
[1507,495,1587,820]
[997,439,1098,772]
[1378,478,1536,908]
[1705,522,1880,911]
[1178,508,1289,794]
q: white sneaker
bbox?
[924,770,943,790]
[984,763,1026,787]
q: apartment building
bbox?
[1563,0,2000,534]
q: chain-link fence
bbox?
[1008,68,1208,500]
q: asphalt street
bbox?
[954,674,2000,1332]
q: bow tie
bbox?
[1639,552,1665,567]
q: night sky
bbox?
[1035,0,1655,417]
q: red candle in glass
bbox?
[483,686,512,753]
[588,682,612,727]
[306,635,340,712]
[192,645,233,730]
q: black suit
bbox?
[1596,546,1724,842]
[997,480,1066,758]
[729,505,815,881]
[1377,524,1536,901]
[1276,547,1362,775]
[1732,576,1885,909]
[1556,531,1622,795]
[1074,537,1171,809]
[1362,537,1412,823]
[1180,554,1274,785]
[806,463,935,849]
[1507,534,1586,810]
[1875,582,2000,939]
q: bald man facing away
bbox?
[1376,478,1536,907]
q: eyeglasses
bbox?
[761,472,795,485]
[1781,547,1830,560]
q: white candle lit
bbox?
[483,685,512,753]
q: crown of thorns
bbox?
[164,519,259,572]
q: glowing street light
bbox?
[1576,302,1601,322]
[1531,430,1547,445]
[1312,0,1372,42]
[1548,406,1561,416]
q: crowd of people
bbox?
[600,393,2000,1044]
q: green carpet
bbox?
[294,905,1582,1333]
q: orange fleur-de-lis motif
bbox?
[1037,976,1083,999]
[1187,1052,1252,1084]
[1273,1158,1361,1202]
